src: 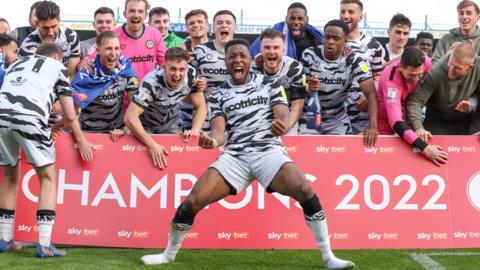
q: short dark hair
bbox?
[36,41,63,59]
[400,46,425,68]
[457,0,480,14]
[96,30,119,47]
[324,19,350,36]
[36,1,61,21]
[389,13,411,29]
[287,2,307,14]
[416,31,434,43]
[94,7,115,19]
[0,34,17,47]
[149,7,169,22]
[340,0,364,12]
[165,47,189,62]
[29,1,43,20]
[185,9,208,23]
[260,28,285,42]
[213,10,236,23]
[225,38,251,56]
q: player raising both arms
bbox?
[140,39,355,270]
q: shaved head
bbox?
[453,41,476,64]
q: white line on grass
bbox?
[410,253,446,270]
[410,252,480,270]
[426,252,480,256]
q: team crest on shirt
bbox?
[223,90,231,98]
[10,77,27,86]
[337,62,346,73]
[314,61,321,67]
[146,40,154,49]
[121,43,127,50]
[359,44,368,53]
[387,87,397,103]
[277,75,293,87]
[59,41,69,51]
[206,53,213,60]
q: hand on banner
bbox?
[422,145,448,167]
[181,130,199,143]
[110,129,126,142]
[361,127,378,147]
[148,142,169,169]
[77,140,100,163]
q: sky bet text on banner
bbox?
[2,134,480,249]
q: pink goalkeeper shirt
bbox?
[113,24,166,81]
[377,55,432,143]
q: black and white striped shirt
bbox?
[208,73,288,156]
[19,27,80,65]
[251,56,307,104]
[301,45,371,124]
[191,41,229,93]
[133,66,198,132]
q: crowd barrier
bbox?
[2,134,480,249]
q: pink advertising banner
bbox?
[2,134,480,249]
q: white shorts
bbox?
[210,146,292,194]
[0,124,55,167]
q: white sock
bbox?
[0,216,14,242]
[306,217,334,262]
[141,223,190,265]
[307,217,355,269]
[163,223,189,261]
[38,220,54,247]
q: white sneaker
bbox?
[140,253,172,265]
[324,256,355,269]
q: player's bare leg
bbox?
[270,163,355,269]
[141,168,232,265]
[0,165,22,252]
[35,164,65,257]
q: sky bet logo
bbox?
[225,96,268,112]
[467,172,480,211]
